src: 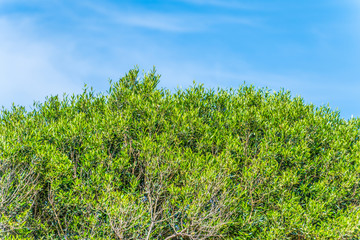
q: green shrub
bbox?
[1,67,360,239]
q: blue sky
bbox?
[0,0,359,119]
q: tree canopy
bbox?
[1,68,360,239]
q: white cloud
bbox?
[115,12,199,32]
[175,0,256,10]
[114,13,258,32]
[81,1,258,32]
[0,17,86,110]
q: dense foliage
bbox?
[1,68,360,239]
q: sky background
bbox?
[0,0,359,119]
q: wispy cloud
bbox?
[114,12,200,32]
[0,17,87,109]
[114,12,258,32]
[175,0,257,10]
[81,1,259,32]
